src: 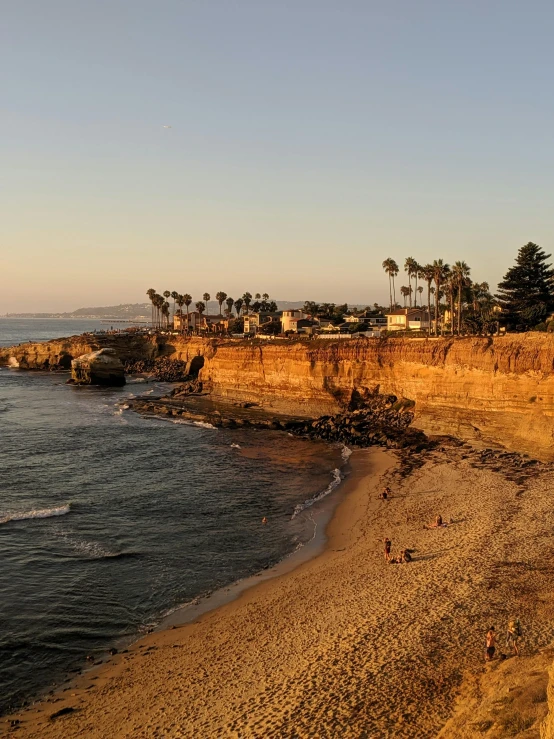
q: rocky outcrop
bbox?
[70,349,126,386]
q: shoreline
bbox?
[5,448,392,737]
[8,440,554,737]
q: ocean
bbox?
[0,319,345,714]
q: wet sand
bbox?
[6,445,554,738]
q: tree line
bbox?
[382,257,495,335]
[383,243,554,334]
[145,289,277,329]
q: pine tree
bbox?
[496,243,554,329]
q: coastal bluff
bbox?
[3,333,554,459]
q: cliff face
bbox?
[3,333,554,459]
[197,335,554,459]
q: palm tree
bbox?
[182,294,192,332]
[404,257,418,308]
[417,285,424,306]
[400,286,411,308]
[225,296,234,316]
[421,265,435,333]
[161,301,170,328]
[215,291,227,316]
[146,288,156,327]
[203,293,211,315]
[445,273,455,334]
[262,293,269,301]
[255,293,261,301]
[382,259,399,312]
[242,292,252,314]
[432,260,450,335]
[153,294,163,328]
[170,290,179,318]
[175,294,185,333]
[234,297,244,316]
[196,301,206,331]
[452,261,471,334]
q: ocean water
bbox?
[0,318,112,347]
[0,322,344,714]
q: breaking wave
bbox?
[291,469,342,519]
[0,505,70,525]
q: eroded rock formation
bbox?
[70,349,126,386]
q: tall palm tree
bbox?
[417,285,424,306]
[432,260,450,335]
[153,294,163,328]
[225,296,234,316]
[400,286,411,308]
[161,301,171,328]
[203,293,211,315]
[421,265,435,333]
[196,301,206,331]
[170,290,179,319]
[452,261,471,334]
[234,298,244,316]
[255,293,261,301]
[176,294,185,333]
[242,292,252,314]
[215,291,227,316]
[183,294,192,332]
[382,258,399,312]
[404,257,418,308]
[146,288,156,327]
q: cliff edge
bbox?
[3,333,554,459]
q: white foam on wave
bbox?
[291,468,343,519]
[231,443,241,449]
[0,504,70,525]
[155,416,217,430]
[341,445,352,462]
[56,532,123,559]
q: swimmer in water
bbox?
[262,517,268,525]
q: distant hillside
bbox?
[5,301,308,319]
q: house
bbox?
[244,312,282,335]
[173,312,229,333]
[386,308,431,331]
[343,311,387,329]
[281,309,307,333]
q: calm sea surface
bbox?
[0,320,343,713]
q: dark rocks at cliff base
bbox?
[287,398,428,451]
[123,358,191,382]
[170,378,203,396]
[130,390,429,452]
[70,349,126,387]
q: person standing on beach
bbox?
[485,626,496,662]
[506,618,521,656]
[383,538,392,562]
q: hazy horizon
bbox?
[3,1,554,313]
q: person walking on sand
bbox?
[383,538,392,562]
[485,626,496,662]
[506,618,521,656]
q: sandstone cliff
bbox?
[3,333,554,459]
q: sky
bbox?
[2,0,554,313]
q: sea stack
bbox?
[70,348,126,386]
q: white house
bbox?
[386,308,431,331]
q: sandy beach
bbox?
[6,443,554,738]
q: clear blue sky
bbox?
[2,0,554,312]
